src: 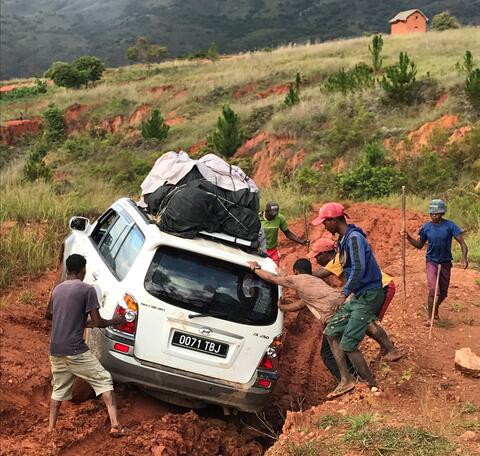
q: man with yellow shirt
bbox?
[309,238,396,322]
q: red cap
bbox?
[308,238,336,259]
[312,202,347,226]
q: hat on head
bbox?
[266,201,279,212]
[308,238,336,259]
[428,199,446,214]
[312,202,347,226]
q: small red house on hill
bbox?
[390,9,428,35]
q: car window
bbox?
[114,226,145,280]
[144,246,278,326]
[98,216,130,267]
[91,210,117,246]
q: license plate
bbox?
[171,331,229,358]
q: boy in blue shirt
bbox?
[404,199,468,322]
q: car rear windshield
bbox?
[145,246,278,325]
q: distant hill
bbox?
[1,0,479,80]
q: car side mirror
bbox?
[69,216,90,232]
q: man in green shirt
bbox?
[260,201,307,265]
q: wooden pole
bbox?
[303,203,310,252]
[429,264,442,340]
[402,186,407,315]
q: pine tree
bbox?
[284,72,301,106]
[141,109,169,141]
[465,68,480,111]
[368,34,383,77]
[208,105,244,157]
[380,52,418,104]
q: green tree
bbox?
[141,109,169,141]
[72,56,105,85]
[48,62,82,89]
[465,68,480,110]
[127,47,140,63]
[127,37,168,65]
[284,72,301,106]
[457,50,475,74]
[208,105,244,157]
[207,42,219,61]
[380,52,418,103]
[43,103,65,143]
[368,34,383,76]
[431,12,460,31]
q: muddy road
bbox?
[1,203,479,455]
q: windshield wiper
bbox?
[188,311,233,319]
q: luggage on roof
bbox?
[139,151,261,246]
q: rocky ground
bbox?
[1,203,479,455]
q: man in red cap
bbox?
[308,238,401,380]
[312,203,385,398]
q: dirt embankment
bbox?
[1,204,479,455]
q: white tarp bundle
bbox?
[138,151,258,207]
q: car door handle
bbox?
[92,270,100,281]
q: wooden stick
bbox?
[302,202,310,252]
[429,264,442,340]
[401,186,407,315]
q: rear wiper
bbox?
[188,311,233,319]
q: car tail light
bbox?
[255,333,283,388]
[114,293,138,335]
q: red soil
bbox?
[234,83,257,99]
[165,116,186,127]
[148,85,174,96]
[447,126,473,145]
[2,204,479,455]
[250,135,305,187]
[129,105,151,126]
[435,92,449,108]
[65,104,89,133]
[189,139,208,155]
[256,84,290,99]
[384,114,459,157]
[235,131,269,157]
[99,115,124,134]
[173,89,188,101]
[0,119,42,145]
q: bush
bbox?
[141,109,169,141]
[43,103,65,143]
[325,63,373,94]
[23,140,52,182]
[335,142,401,199]
[431,12,460,31]
[48,62,83,89]
[208,105,244,158]
[399,151,454,196]
[207,42,219,61]
[456,50,475,74]
[294,166,334,194]
[0,79,47,102]
[381,52,418,104]
[323,102,375,155]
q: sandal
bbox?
[326,383,355,399]
[110,425,131,438]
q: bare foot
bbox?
[383,349,402,362]
[326,381,356,399]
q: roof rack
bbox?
[198,230,263,254]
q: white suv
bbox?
[63,198,283,412]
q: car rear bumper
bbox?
[90,328,275,412]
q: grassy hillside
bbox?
[1,0,479,79]
[1,28,479,289]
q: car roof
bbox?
[112,198,278,273]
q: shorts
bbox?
[378,281,396,321]
[50,350,113,401]
[426,261,451,299]
[323,287,385,352]
[266,247,280,266]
